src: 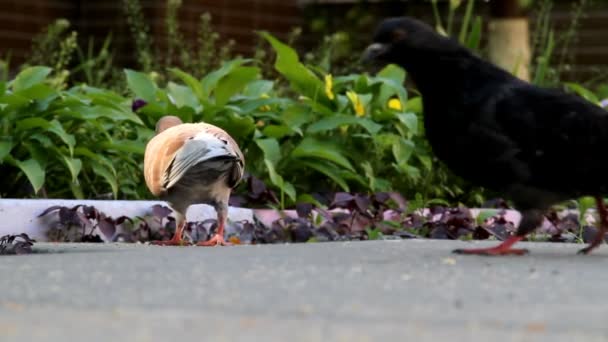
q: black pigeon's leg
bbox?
[453,236,526,256]
[453,209,543,256]
[578,196,608,255]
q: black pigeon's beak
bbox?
[362,43,388,63]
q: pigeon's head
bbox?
[362,17,453,64]
[155,115,184,135]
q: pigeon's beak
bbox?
[361,43,388,63]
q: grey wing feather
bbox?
[163,139,217,189]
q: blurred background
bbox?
[1,0,607,82]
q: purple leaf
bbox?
[82,205,98,220]
[38,205,63,217]
[115,216,133,225]
[331,192,355,208]
[295,202,313,218]
[98,217,116,239]
[152,205,172,220]
[353,195,370,214]
[58,207,80,225]
[249,175,267,196]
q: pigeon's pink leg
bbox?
[196,212,232,247]
[150,221,190,246]
[578,196,608,255]
[452,236,527,256]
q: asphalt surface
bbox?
[1,239,608,342]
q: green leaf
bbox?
[264,159,296,202]
[307,114,382,135]
[124,69,157,102]
[14,158,45,193]
[298,159,350,192]
[281,105,311,134]
[169,68,205,100]
[397,113,418,136]
[466,16,482,50]
[62,156,82,182]
[361,161,391,192]
[167,82,199,109]
[296,194,326,208]
[476,209,499,226]
[243,80,274,97]
[90,160,118,198]
[48,120,76,154]
[70,182,84,199]
[377,64,406,84]
[374,77,408,108]
[0,140,13,161]
[458,0,475,44]
[15,117,49,131]
[365,227,383,240]
[215,66,260,106]
[100,140,146,154]
[564,83,599,104]
[404,97,423,114]
[0,93,30,109]
[211,112,255,140]
[259,32,329,105]
[291,138,355,171]
[201,59,250,99]
[262,125,293,139]
[12,66,52,91]
[392,138,415,165]
[255,138,281,165]
[417,154,433,171]
[14,83,58,100]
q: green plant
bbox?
[123,0,155,73]
[123,32,435,208]
[0,66,151,199]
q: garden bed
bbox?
[0,193,601,256]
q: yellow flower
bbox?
[346,91,365,117]
[259,93,271,112]
[387,98,402,111]
[324,74,335,100]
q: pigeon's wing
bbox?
[201,124,245,189]
[144,124,205,196]
[489,85,608,192]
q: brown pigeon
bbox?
[144,116,245,246]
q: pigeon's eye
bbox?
[221,139,228,145]
[392,29,407,42]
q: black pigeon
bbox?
[363,17,608,255]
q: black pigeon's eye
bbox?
[221,139,228,145]
[392,29,407,42]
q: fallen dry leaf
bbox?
[442,257,457,265]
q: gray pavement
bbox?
[1,239,608,342]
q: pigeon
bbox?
[144,115,245,246]
[363,17,608,255]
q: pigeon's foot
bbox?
[149,237,191,246]
[578,196,608,255]
[453,247,529,256]
[196,234,232,246]
[452,236,527,256]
